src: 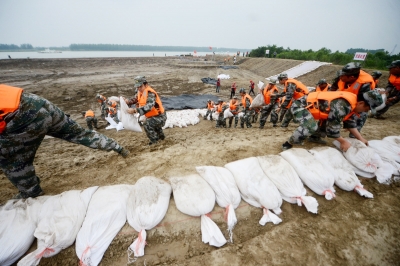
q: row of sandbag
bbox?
[1,136,399,266]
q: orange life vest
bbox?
[284,78,309,100]
[338,70,376,94]
[241,94,253,108]
[216,102,226,113]
[306,91,357,121]
[107,107,117,115]
[85,110,95,118]
[108,100,117,108]
[0,84,23,134]
[263,85,279,104]
[207,101,214,110]
[389,74,400,90]
[97,95,107,103]
[138,86,165,118]
[229,100,239,113]
[315,83,331,92]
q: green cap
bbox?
[362,90,384,115]
[269,78,277,84]
[134,76,147,88]
[316,79,327,85]
[387,60,400,69]
[339,62,361,76]
[277,73,288,80]
[371,71,382,79]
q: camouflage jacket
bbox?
[137,92,156,116]
[281,82,297,109]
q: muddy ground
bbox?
[0,56,399,266]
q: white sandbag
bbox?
[169,174,226,247]
[119,96,142,132]
[127,177,171,261]
[196,166,241,242]
[249,94,265,108]
[76,185,133,266]
[212,112,219,121]
[18,187,98,266]
[333,138,393,184]
[105,115,118,130]
[224,157,283,225]
[369,140,400,175]
[108,96,120,102]
[375,92,386,111]
[0,197,48,266]
[257,155,318,213]
[257,81,264,90]
[217,74,230,79]
[309,147,373,198]
[223,108,233,119]
[238,112,244,119]
[383,135,400,149]
[280,148,336,200]
[352,166,376,178]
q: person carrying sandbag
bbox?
[0,84,129,199]
[81,109,98,130]
[227,96,239,128]
[215,99,228,128]
[259,79,282,129]
[239,88,253,128]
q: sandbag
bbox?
[383,135,400,149]
[163,109,202,129]
[76,185,133,266]
[224,157,283,225]
[18,187,98,266]
[119,96,142,132]
[0,197,48,266]
[249,94,265,108]
[333,138,393,184]
[169,174,226,247]
[223,108,233,119]
[309,147,373,198]
[280,148,336,200]
[369,140,400,175]
[212,112,219,120]
[196,166,241,242]
[108,96,120,102]
[257,155,318,213]
[127,177,171,261]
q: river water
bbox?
[0,50,231,60]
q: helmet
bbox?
[387,60,400,69]
[95,93,101,99]
[207,99,211,102]
[277,73,288,80]
[371,71,382,79]
[316,79,327,85]
[134,76,147,88]
[268,78,277,84]
[218,99,223,102]
[239,88,246,94]
[339,62,361,76]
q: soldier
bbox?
[228,96,240,128]
[277,73,309,128]
[281,90,383,151]
[259,79,281,129]
[239,88,253,128]
[337,62,375,136]
[0,84,129,199]
[252,107,261,123]
[204,99,215,121]
[96,93,108,120]
[127,76,167,145]
[315,79,331,92]
[81,109,98,130]
[215,99,228,128]
[374,60,400,119]
[371,71,382,88]
[106,106,119,123]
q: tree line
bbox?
[249,45,400,70]
[69,44,237,52]
[0,43,34,50]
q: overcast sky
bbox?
[1,0,399,54]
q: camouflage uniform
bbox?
[0,92,125,198]
[215,103,228,128]
[375,79,400,117]
[251,108,260,123]
[240,96,252,128]
[280,81,299,127]
[228,103,239,128]
[86,116,98,130]
[137,92,167,143]
[260,103,279,127]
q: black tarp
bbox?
[201,77,218,85]
[160,94,220,110]
[219,66,238,70]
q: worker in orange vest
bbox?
[81,109,98,130]
[315,79,331,92]
[0,84,129,199]
[282,90,383,151]
[373,60,400,119]
[204,99,215,120]
[239,88,253,128]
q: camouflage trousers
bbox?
[348,112,368,138]
[283,98,318,144]
[240,110,252,128]
[0,93,123,198]
[279,108,288,123]
[86,117,98,130]
[252,111,259,123]
[228,114,239,127]
[204,109,213,120]
[260,103,279,127]
[143,113,167,144]
[216,113,227,128]
[100,103,107,120]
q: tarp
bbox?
[201,77,218,85]
[219,66,238,70]
[160,94,220,110]
[267,61,331,80]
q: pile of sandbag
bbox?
[163,109,202,129]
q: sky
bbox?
[1,0,399,54]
